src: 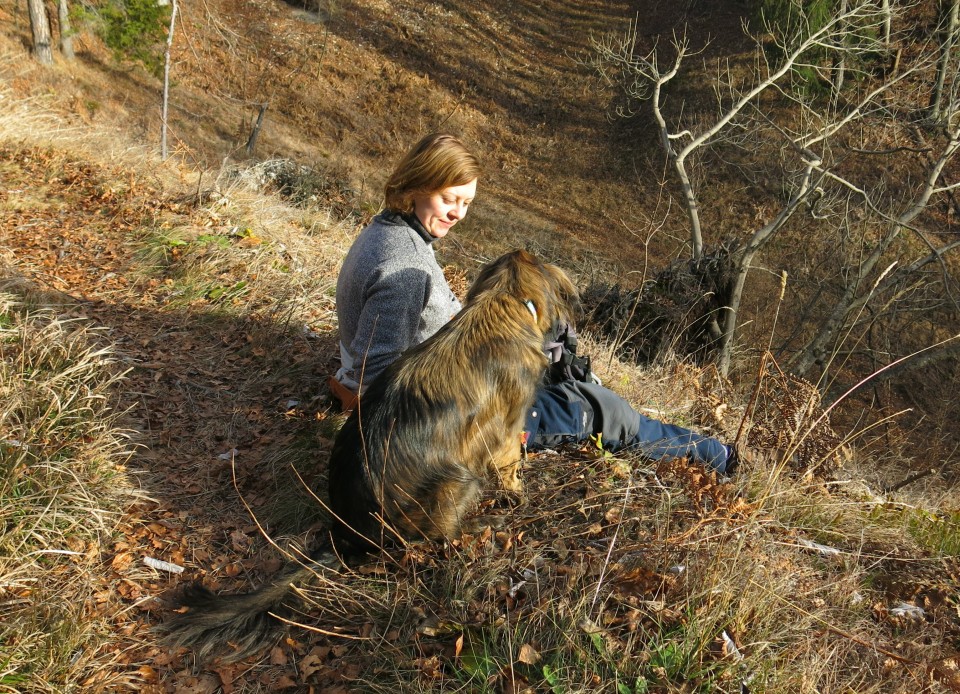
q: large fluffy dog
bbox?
[164,250,577,661]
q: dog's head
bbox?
[466,250,578,333]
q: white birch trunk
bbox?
[161,0,179,161]
[28,0,54,64]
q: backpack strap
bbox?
[542,320,595,385]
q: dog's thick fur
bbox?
[327,249,576,549]
[163,250,577,662]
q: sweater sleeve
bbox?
[346,266,431,389]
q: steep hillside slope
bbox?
[3,0,960,691]
[0,0,757,271]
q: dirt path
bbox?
[2,146,348,691]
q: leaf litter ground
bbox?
[3,145,960,692]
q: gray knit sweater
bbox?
[334,211,462,391]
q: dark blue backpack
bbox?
[543,320,594,385]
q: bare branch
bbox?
[682,2,888,161]
[586,0,960,381]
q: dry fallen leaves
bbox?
[517,643,540,665]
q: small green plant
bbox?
[905,508,960,556]
[205,279,249,302]
[140,233,188,265]
[863,504,960,556]
[97,0,171,77]
[196,233,232,248]
[455,632,501,686]
[541,663,564,693]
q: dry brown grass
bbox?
[1,138,956,690]
[252,429,959,693]
[0,50,105,149]
[129,170,355,336]
[2,9,959,690]
[0,293,141,693]
[1,130,953,691]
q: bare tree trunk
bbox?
[833,0,849,97]
[28,0,54,64]
[870,335,960,384]
[792,228,900,376]
[717,161,820,375]
[161,0,179,161]
[882,0,892,46]
[640,46,705,259]
[58,0,73,60]
[246,103,269,156]
[931,0,959,121]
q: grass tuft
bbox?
[129,167,355,337]
[0,293,138,693]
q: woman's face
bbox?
[413,178,477,239]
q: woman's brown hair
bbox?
[384,133,480,213]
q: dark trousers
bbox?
[524,381,730,473]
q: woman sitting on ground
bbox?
[330,132,741,475]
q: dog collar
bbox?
[525,300,538,323]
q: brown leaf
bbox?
[517,643,540,665]
[310,645,332,659]
[137,665,158,682]
[613,566,671,598]
[339,662,361,680]
[356,562,387,575]
[413,655,442,679]
[269,646,287,666]
[152,649,176,667]
[147,521,169,535]
[229,529,252,552]
[214,665,235,694]
[300,653,326,679]
[111,551,134,572]
[237,234,262,247]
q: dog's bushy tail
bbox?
[162,552,339,663]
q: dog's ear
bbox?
[538,262,578,329]
[466,250,536,303]
[466,251,515,304]
[543,263,578,311]
[465,251,578,332]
